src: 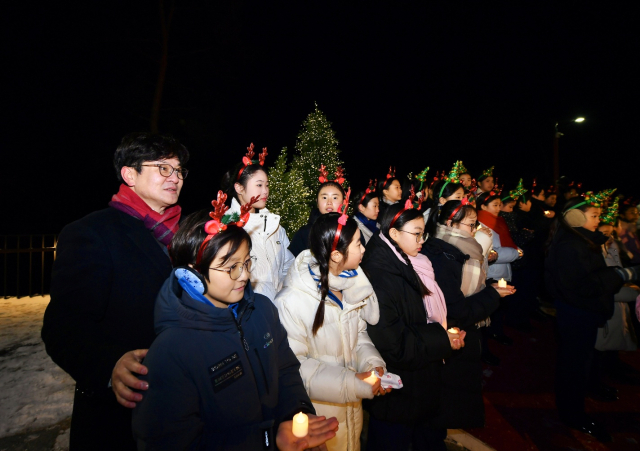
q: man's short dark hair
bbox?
[113,132,190,183]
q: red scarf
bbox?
[109,184,181,246]
[477,210,518,249]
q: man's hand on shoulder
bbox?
[112,349,149,408]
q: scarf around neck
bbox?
[109,184,181,246]
[308,264,358,310]
[355,212,379,234]
[477,210,518,249]
[379,234,447,329]
[434,224,486,297]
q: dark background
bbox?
[4,2,639,234]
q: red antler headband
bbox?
[331,188,352,252]
[390,186,418,229]
[318,164,346,185]
[447,198,471,221]
[360,179,377,204]
[196,191,261,265]
[382,166,396,189]
[237,143,268,180]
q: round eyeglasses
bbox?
[141,163,189,180]
[399,230,426,243]
[210,256,256,280]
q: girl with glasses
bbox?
[360,203,464,451]
[132,206,339,450]
[276,212,388,451]
[421,199,514,430]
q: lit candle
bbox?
[498,278,507,288]
[292,412,308,438]
[544,210,550,215]
[363,370,379,386]
[447,327,460,334]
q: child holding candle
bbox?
[361,202,464,451]
[276,193,388,451]
[132,196,339,450]
[421,199,514,429]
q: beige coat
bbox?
[275,251,385,451]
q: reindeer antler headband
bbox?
[447,198,471,222]
[382,166,396,190]
[196,190,261,264]
[359,179,377,205]
[331,188,352,252]
[318,164,346,185]
[237,143,268,180]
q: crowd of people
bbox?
[41,133,640,450]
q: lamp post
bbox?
[553,117,585,184]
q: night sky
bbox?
[4,2,639,234]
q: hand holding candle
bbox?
[498,278,507,288]
[363,370,378,386]
[291,412,308,438]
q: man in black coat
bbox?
[41,133,189,450]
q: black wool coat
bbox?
[42,208,173,450]
[288,208,322,257]
[420,237,500,429]
[360,234,451,423]
[545,227,623,324]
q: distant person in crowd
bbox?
[475,166,495,195]
[220,144,294,302]
[42,133,189,450]
[354,180,380,245]
[132,206,338,450]
[545,193,640,443]
[618,203,640,264]
[424,179,464,236]
[277,213,388,451]
[289,176,346,256]
[377,168,403,218]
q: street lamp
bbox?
[553,117,585,184]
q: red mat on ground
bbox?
[466,319,640,451]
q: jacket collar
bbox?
[229,197,281,235]
[362,234,421,292]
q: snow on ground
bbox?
[0,296,74,438]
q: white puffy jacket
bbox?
[275,250,385,451]
[229,198,294,302]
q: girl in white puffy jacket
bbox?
[275,213,389,451]
[221,144,295,302]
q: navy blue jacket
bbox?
[132,269,314,450]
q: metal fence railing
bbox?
[1,235,58,299]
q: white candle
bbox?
[498,278,507,288]
[363,370,378,386]
[292,412,308,438]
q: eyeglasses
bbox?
[460,222,478,229]
[399,230,426,243]
[141,163,189,180]
[210,256,256,280]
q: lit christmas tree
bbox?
[291,103,346,210]
[267,147,312,237]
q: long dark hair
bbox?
[309,213,358,335]
[379,205,431,297]
[169,210,252,278]
[476,191,501,209]
[546,197,600,253]
[220,163,267,207]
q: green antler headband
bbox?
[438,161,463,198]
[568,188,617,211]
[600,197,619,225]
[414,167,429,190]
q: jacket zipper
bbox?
[233,307,250,351]
[254,348,270,394]
[264,215,267,232]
